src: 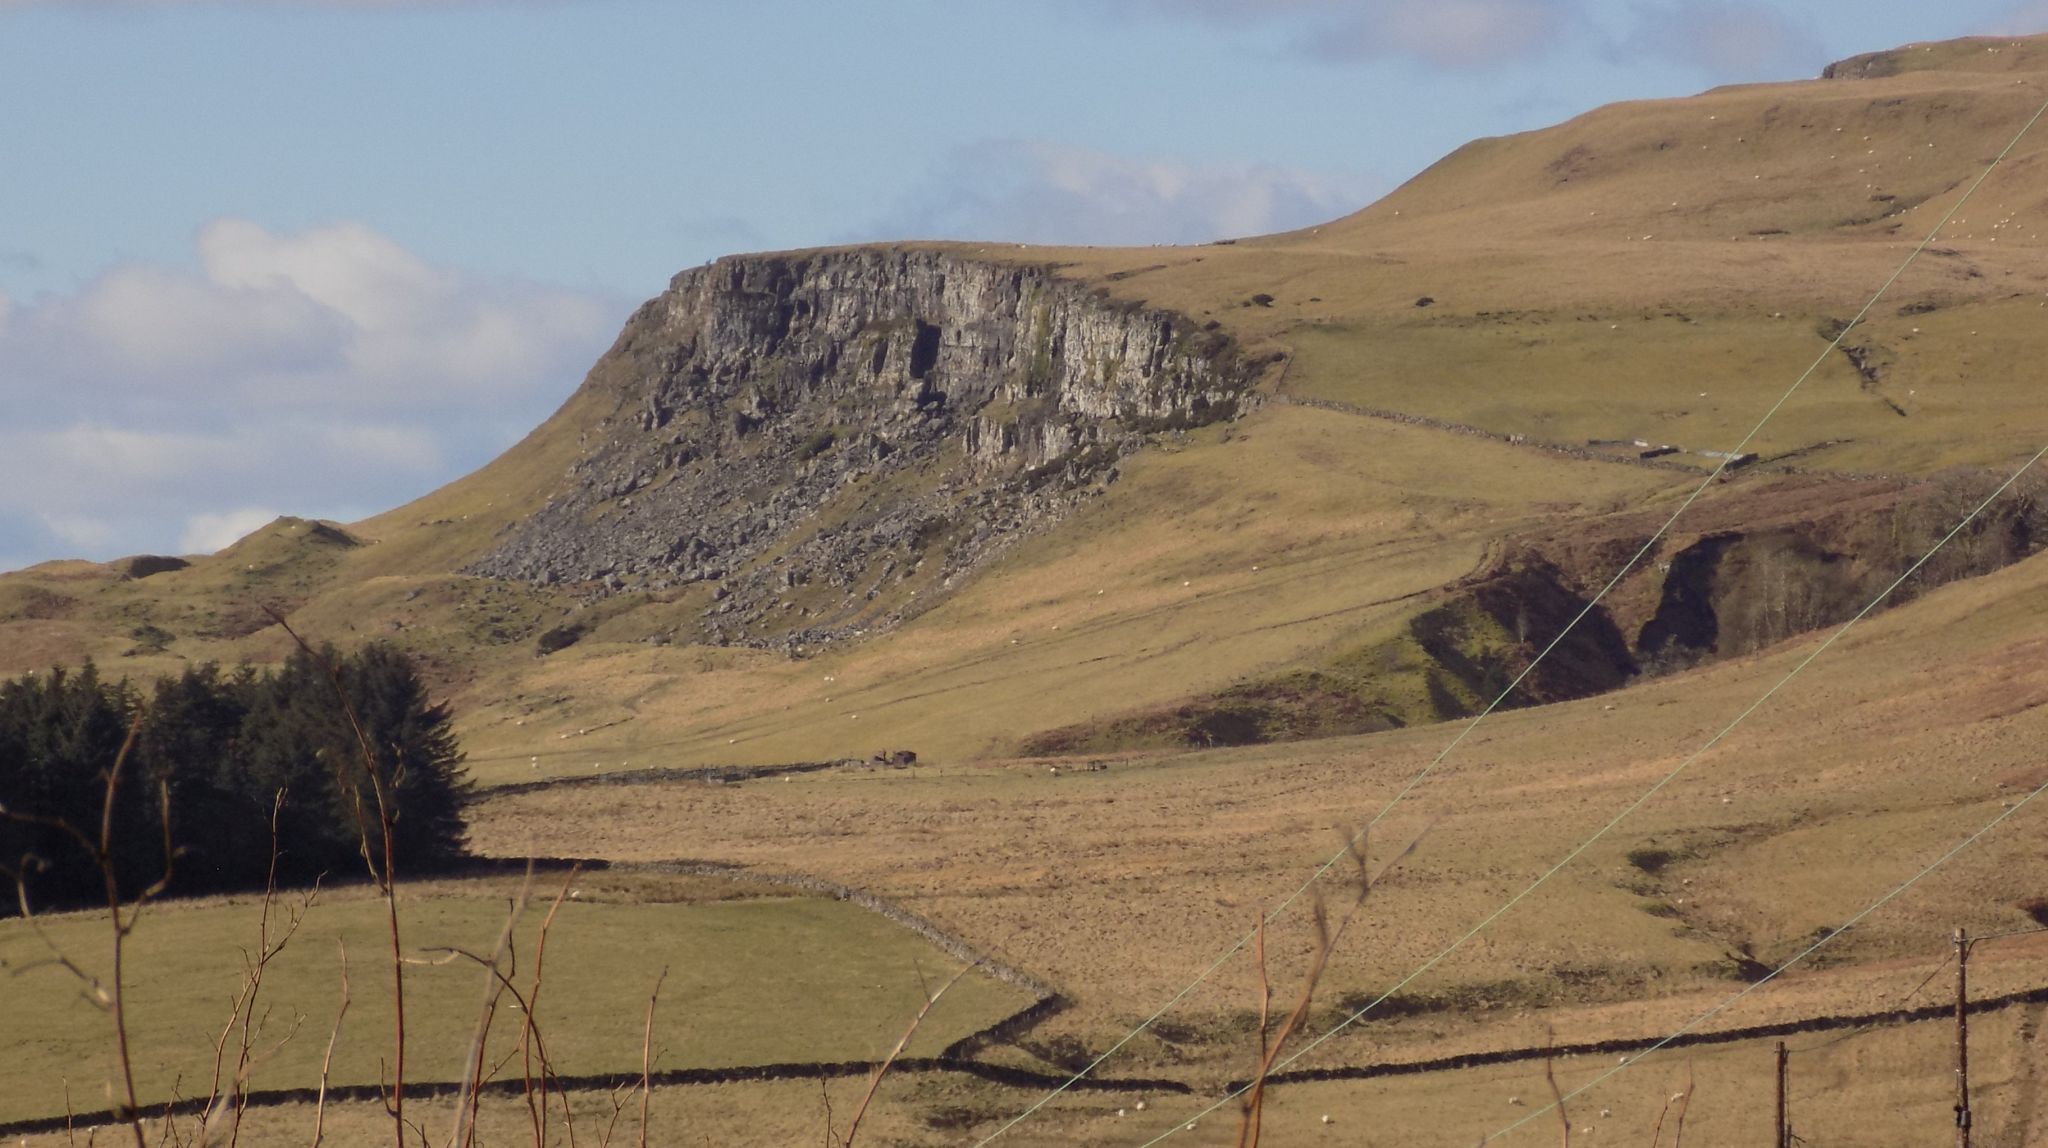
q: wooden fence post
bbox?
[1774,1041,1788,1148]
[1955,926,1972,1148]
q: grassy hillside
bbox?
[6,37,2046,778]
[6,33,2048,1147]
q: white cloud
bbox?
[1107,0,1578,68]
[0,420,436,568]
[867,139,1381,247]
[2,219,620,411]
[1622,2,1828,81]
[0,219,631,566]
[200,218,449,334]
[180,507,284,555]
[54,262,348,380]
[0,422,438,523]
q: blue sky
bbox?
[2,0,2043,570]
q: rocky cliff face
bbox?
[466,248,1261,648]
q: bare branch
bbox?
[452,870,535,1148]
[838,958,978,1148]
[817,1080,836,1148]
[1236,823,1408,1148]
[265,608,408,1148]
[1646,1091,1676,1148]
[596,1084,631,1148]
[639,967,668,1148]
[1254,917,1271,1083]
[6,865,114,1011]
[1542,1031,1570,1148]
[521,867,578,1148]
[418,942,572,1134]
[190,792,320,1148]
[96,710,150,1148]
[1671,1064,1695,1148]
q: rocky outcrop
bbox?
[466,248,1261,648]
[1820,49,1907,81]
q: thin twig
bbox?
[838,958,979,1148]
[452,870,535,1148]
[266,609,408,1148]
[157,1098,182,1148]
[1645,1091,1675,1148]
[192,793,317,1148]
[1234,823,1421,1148]
[96,712,152,1148]
[521,867,578,1148]
[596,1084,631,1148]
[1236,897,1332,1148]
[309,939,350,1148]
[6,867,115,1009]
[1542,1032,1570,1148]
[416,946,571,1124]
[228,796,291,1148]
[640,967,668,1148]
[200,962,259,1141]
[1253,917,1271,1082]
[818,1079,836,1148]
[1670,1064,1694,1148]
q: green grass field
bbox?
[0,879,1037,1126]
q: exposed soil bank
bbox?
[1021,469,2047,755]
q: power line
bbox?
[1786,947,1953,1057]
[978,83,2048,1148]
[1965,925,2048,944]
[1118,431,2048,1148]
[1484,768,2048,1143]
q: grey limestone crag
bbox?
[466,248,1260,649]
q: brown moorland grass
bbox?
[465,545,2048,1083]
[1009,1002,2048,1147]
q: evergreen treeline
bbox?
[0,643,470,913]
